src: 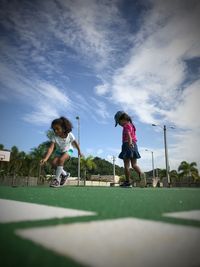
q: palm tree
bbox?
[8,146,25,185]
[169,170,179,184]
[80,156,97,186]
[0,144,5,176]
[159,169,166,181]
[0,144,4,150]
[46,129,54,140]
[178,161,199,183]
[30,142,51,183]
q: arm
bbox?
[40,142,55,165]
[127,132,134,147]
[72,140,83,157]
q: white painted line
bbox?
[16,217,200,267]
[0,199,96,223]
[163,210,200,221]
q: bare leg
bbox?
[52,154,70,167]
[131,158,146,187]
[131,158,142,177]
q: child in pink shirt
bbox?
[114,111,144,187]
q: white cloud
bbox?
[36,83,71,108]
[95,83,109,96]
[100,0,200,170]
[100,0,199,126]
[167,80,200,129]
[0,0,199,170]
[139,147,164,172]
[43,0,123,68]
[97,149,103,155]
[0,0,124,125]
[21,82,72,125]
[140,126,200,172]
[91,98,110,120]
[23,105,59,125]
[25,87,72,125]
[169,129,200,170]
[106,154,122,168]
[0,62,72,125]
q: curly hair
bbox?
[51,116,73,135]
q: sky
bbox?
[0,0,200,172]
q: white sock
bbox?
[55,166,63,181]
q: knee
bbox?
[58,156,67,165]
[51,161,57,168]
[132,163,137,169]
[57,160,64,166]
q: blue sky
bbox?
[0,0,199,172]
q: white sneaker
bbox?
[50,179,60,188]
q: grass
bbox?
[0,186,200,267]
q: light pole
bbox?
[76,116,80,186]
[152,124,174,187]
[112,156,116,183]
[145,149,155,178]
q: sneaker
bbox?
[50,179,60,188]
[120,181,132,188]
[60,173,70,186]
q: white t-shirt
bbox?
[51,132,75,152]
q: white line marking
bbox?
[0,199,96,223]
[163,210,200,221]
[16,217,200,267]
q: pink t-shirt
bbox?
[122,122,137,143]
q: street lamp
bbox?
[145,149,155,178]
[112,156,116,183]
[152,124,174,187]
[76,116,80,186]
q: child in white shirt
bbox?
[40,116,82,187]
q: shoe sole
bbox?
[49,183,60,188]
[120,186,132,188]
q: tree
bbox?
[92,157,113,175]
[63,157,78,177]
[46,129,55,140]
[93,157,124,176]
[0,144,4,150]
[80,156,97,185]
[169,170,179,183]
[0,144,7,178]
[8,146,26,185]
[158,169,166,181]
[178,161,199,181]
[30,142,51,182]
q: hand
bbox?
[40,159,47,165]
[129,143,134,148]
[78,152,84,157]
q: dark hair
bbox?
[119,113,133,124]
[51,116,73,135]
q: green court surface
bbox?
[0,186,200,267]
